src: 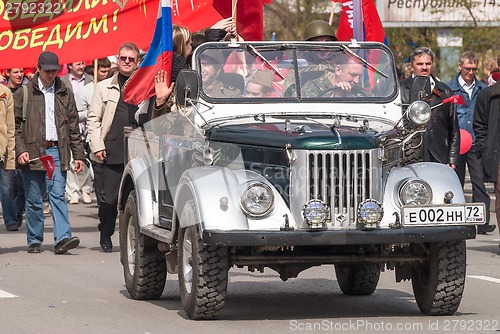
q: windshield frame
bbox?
[194,41,399,104]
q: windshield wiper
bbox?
[246,44,285,80]
[340,44,388,79]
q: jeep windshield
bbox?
[195,41,398,102]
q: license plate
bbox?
[402,204,485,226]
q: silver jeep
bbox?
[118,41,484,320]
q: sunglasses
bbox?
[119,56,136,63]
[462,66,478,72]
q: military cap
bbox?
[200,49,225,67]
[249,70,274,89]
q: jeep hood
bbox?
[206,122,381,150]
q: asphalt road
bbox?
[1,202,500,334]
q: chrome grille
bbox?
[290,149,382,228]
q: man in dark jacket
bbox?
[14,51,85,254]
[400,47,460,167]
[474,61,500,243]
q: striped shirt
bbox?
[38,77,58,141]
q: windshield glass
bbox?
[196,42,397,102]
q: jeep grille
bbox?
[290,149,382,228]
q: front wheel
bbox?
[412,240,466,315]
[120,190,167,300]
[178,200,229,320]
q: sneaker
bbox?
[54,236,80,255]
[6,224,18,232]
[43,204,51,216]
[82,192,92,204]
[28,244,42,254]
[69,197,79,204]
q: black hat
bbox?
[38,51,61,71]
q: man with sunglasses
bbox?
[87,42,140,253]
[449,51,493,235]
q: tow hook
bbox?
[281,214,294,231]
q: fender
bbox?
[119,157,159,230]
[173,166,294,238]
[380,162,465,227]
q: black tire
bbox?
[402,120,423,165]
[412,240,466,315]
[335,263,380,295]
[120,190,167,300]
[178,200,229,320]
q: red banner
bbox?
[212,0,267,41]
[172,0,223,33]
[0,0,160,69]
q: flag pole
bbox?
[93,59,98,85]
[329,1,335,25]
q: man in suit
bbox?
[87,42,140,253]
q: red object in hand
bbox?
[459,129,473,155]
[39,155,55,180]
[442,94,466,105]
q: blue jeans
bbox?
[22,147,73,246]
[0,163,17,227]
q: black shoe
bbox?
[54,236,80,255]
[477,224,497,235]
[100,242,113,253]
[16,214,23,227]
[6,224,18,231]
[28,244,41,254]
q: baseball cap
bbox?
[38,51,61,71]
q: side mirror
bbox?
[175,69,199,106]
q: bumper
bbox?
[202,225,477,246]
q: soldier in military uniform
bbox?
[201,50,242,98]
[283,20,338,96]
[301,53,365,98]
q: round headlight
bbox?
[358,199,383,225]
[399,179,432,205]
[302,199,330,226]
[407,100,431,125]
[240,182,274,218]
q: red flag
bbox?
[172,0,223,32]
[443,94,466,105]
[123,0,173,106]
[39,155,56,180]
[213,0,267,41]
[336,0,387,44]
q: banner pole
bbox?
[93,59,98,85]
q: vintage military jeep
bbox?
[118,41,485,320]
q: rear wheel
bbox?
[120,190,166,299]
[335,263,380,295]
[178,200,229,320]
[412,240,466,315]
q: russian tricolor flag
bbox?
[123,0,173,106]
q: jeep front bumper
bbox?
[202,225,476,246]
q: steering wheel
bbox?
[317,85,368,98]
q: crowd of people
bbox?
[1,18,499,254]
